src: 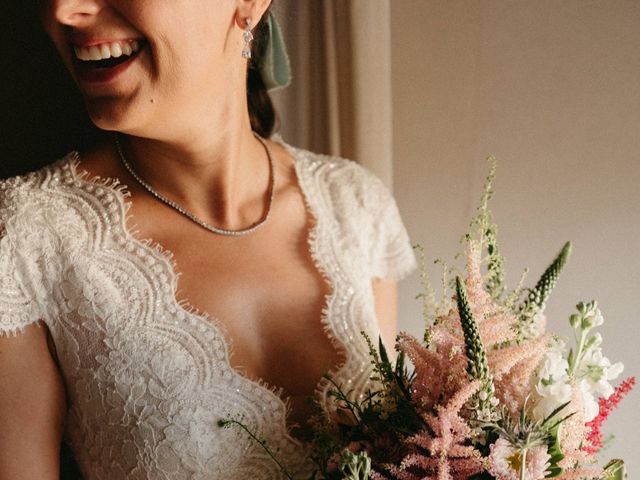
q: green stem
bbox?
[220,419,294,480]
[568,329,586,378]
[520,447,528,480]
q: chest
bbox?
[43,154,382,434]
[126,183,340,409]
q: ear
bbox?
[234,0,272,30]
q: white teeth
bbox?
[89,46,101,61]
[74,40,143,62]
[111,43,123,58]
[100,44,111,59]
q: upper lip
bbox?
[69,33,145,48]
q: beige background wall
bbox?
[391,0,640,474]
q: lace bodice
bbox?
[0,139,416,480]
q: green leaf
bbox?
[541,401,571,426]
[602,459,626,480]
[544,421,565,478]
[378,336,390,369]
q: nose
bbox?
[48,0,103,26]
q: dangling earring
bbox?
[242,17,253,59]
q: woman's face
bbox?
[41,0,260,139]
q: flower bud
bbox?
[585,333,603,349]
[569,314,581,328]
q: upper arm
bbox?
[0,187,67,478]
[0,321,66,480]
[372,277,399,354]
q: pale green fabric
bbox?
[259,11,292,91]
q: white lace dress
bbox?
[0,138,416,480]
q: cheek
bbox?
[150,21,232,92]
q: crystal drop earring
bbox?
[241,17,253,59]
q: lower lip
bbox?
[74,47,144,84]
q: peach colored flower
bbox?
[488,437,549,480]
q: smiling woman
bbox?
[0,1,415,479]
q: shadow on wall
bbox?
[0,3,98,179]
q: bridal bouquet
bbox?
[222,158,634,480]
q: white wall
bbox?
[391,0,640,474]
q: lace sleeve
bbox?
[371,190,416,281]
[0,221,44,337]
[356,166,417,281]
[336,162,416,280]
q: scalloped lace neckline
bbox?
[62,138,344,437]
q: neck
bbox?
[118,108,272,231]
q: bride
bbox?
[0,1,415,478]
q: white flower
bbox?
[533,380,572,422]
[579,379,600,422]
[489,437,550,480]
[583,308,604,329]
[532,338,572,421]
[574,346,624,421]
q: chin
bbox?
[84,96,148,135]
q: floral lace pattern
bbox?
[0,139,416,479]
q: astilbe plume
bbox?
[398,333,463,413]
[559,383,589,457]
[418,239,549,417]
[494,344,548,417]
[555,467,603,480]
[389,379,486,480]
[583,376,636,455]
[553,384,604,480]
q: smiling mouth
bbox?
[73,39,147,70]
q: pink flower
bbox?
[583,376,636,455]
[389,379,485,480]
[489,437,550,480]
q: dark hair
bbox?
[247,10,277,138]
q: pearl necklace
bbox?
[114,132,275,237]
